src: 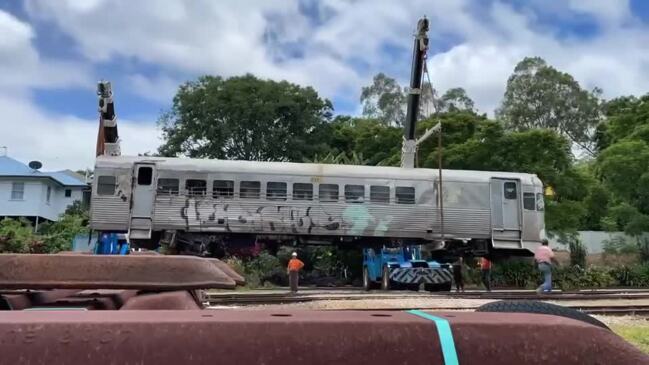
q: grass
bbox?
[612,325,649,354]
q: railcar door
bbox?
[490,178,522,248]
[129,163,156,240]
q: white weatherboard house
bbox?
[0,155,88,226]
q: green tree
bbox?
[360,73,405,125]
[596,140,649,203]
[158,74,333,162]
[360,73,437,126]
[438,87,475,113]
[496,57,602,154]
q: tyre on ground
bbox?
[476,300,609,330]
[381,266,391,291]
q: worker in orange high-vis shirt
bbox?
[287,252,305,293]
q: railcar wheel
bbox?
[476,300,609,330]
[381,266,391,291]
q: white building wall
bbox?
[548,231,632,254]
[0,179,44,217]
[0,178,84,221]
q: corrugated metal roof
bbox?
[95,155,542,185]
[0,156,87,187]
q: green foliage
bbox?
[0,213,88,254]
[158,74,333,162]
[553,266,614,291]
[0,218,34,253]
[438,88,475,113]
[360,73,406,125]
[597,140,649,202]
[610,263,649,287]
[37,214,88,253]
[497,57,602,152]
[568,237,587,268]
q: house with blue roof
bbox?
[0,154,89,226]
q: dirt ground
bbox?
[595,316,649,354]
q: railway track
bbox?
[205,288,649,316]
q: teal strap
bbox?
[407,310,459,365]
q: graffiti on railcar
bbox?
[178,197,397,236]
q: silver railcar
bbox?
[90,155,546,255]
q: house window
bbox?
[97,176,116,196]
[396,187,416,204]
[370,186,390,203]
[11,182,24,200]
[266,182,287,200]
[65,189,72,197]
[185,179,207,196]
[213,180,234,199]
[319,184,339,202]
[293,183,313,201]
[157,178,179,195]
[523,193,535,210]
[240,181,261,199]
[345,185,365,203]
[46,186,51,204]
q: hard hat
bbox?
[292,252,297,257]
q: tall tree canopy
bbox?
[438,87,475,113]
[360,72,438,126]
[496,57,602,154]
[158,74,333,161]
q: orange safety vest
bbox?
[288,258,304,272]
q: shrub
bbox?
[0,218,34,253]
[610,264,649,287]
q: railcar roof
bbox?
[96,155,541,184]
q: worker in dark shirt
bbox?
[452,257,465,292]
[479,256,492,292]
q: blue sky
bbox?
[1,0,649,170]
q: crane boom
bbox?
[96,81,120,157]
[401,17,429,169]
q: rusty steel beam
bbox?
[120,291,202,310]
[206,258,246,286]
[0,254,236,290]
[0,310,646,364]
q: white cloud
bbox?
[20,0,649,118]
[0,10,91,92]
[126,74,180,104]
[0,93,161,171]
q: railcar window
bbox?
[536,193,545,211]
[137,166,153,185]
[240,181,261,199]
[523,192,535,210]
[185,179,207,196]
[345,185,365,203]
[157,178,179,195]
[293,183,313,200]
[504,182,517,199]
[267,182,287,200]
[319,184,339,202]
[97,176,116,195]
[213,180,234,198]
[396,186,416,204]
[370,186,390,203]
